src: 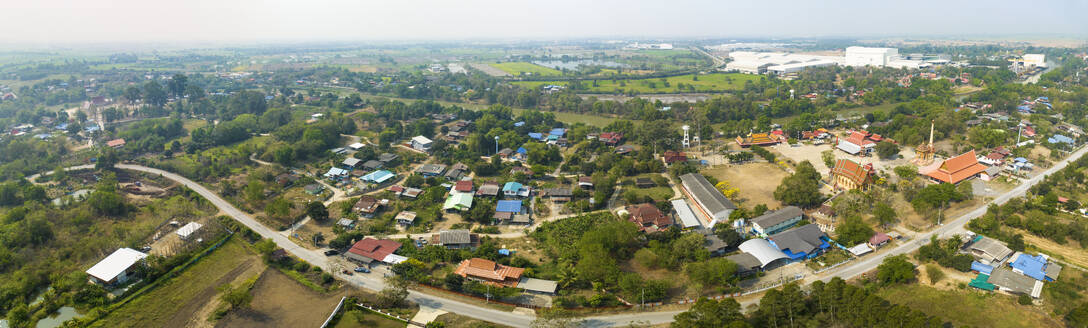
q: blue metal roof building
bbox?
[971,261,994,275]
[528,132,544,140]
[1010,253,1061,281]
[496,200,522,214]
[361,170,396,184]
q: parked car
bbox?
[354,266,370,273]
[342,269,353,275]
[324,250,340,256]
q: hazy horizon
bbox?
[1,0,1086,46]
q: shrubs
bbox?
[876,255,916,285]
[925,264,945,284]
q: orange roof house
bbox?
[830,159,874,190]
[106,138,126,148]
[453,258,524,287]
[735,132,782,147]
[925,150,988,184]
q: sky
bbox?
[1,0,1085,45]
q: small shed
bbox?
[176,222,203,240]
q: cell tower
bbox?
[682,125,691,148]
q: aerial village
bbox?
[3,40,1088,328]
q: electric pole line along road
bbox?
[39,145,1088,327]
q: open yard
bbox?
[93,238,265,328]
[489,62,561,76]
[1016,228,1088,268]
[217,269,351,328]
[700,162,787,209]
[513,72,762,94]
[332,307,406,328]
[876,284,1063,328]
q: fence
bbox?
[320,296,347,328]
[813,257,854,274]
[416,283,540,309]
[355,303,426,327]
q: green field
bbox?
[489,62,561,76]
[93,238,262,328]
[340,91,620,127]
[513,72,761,94]
[876,284,1063,328]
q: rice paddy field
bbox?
[488,62,562,76]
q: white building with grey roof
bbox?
[679,173,737,227]
[751,206,804,236]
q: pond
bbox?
[532,60,627,71]
[35,307,82,328]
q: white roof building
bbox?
[847,243,873,256]
[176,222,203,240]
[738,239,789,268]
[671,199,702,229]
[348,142,365,150]
[86,248,148,285]
[845,47,898,67]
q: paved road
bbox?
[691,46,725,68]
[34,164,537,327]
[35,143,1087,327]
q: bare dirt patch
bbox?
[701,162,788,208]
[216,269,351,328]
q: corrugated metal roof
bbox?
[671,199,702,229]
[679,173,737,223]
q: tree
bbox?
[821,149,835,169]
[925,264,944,284]
[875,141,900,159]
[167,73,188,98]
[835,216,875,245]
[1010,294,1032,306]
[876,255,915,285]
[306,201,329,222]
[123,86,142,103]
[715,181,739,199]
[713,227,745,250]
[143,80,167,106]
[774,161,823,207]
[443,274,464,291]
[672,297,749,328]
[1008,233,1026,252]
[1065,302,1088,327]
[874,202,897,228]
[377,276,410,308]
[218,283,253,310]
[894,165,918,180]
[685,258,738,287]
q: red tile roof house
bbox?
[598,132,624,146]
[106,138,126,149]
[345,238,402,265]
[454,258,525,288]
[627,203,673,232]
[663,151,688,164]
[453,180,474,193]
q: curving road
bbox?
[36,143,1087,327]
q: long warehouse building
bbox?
[679,173,737,227]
